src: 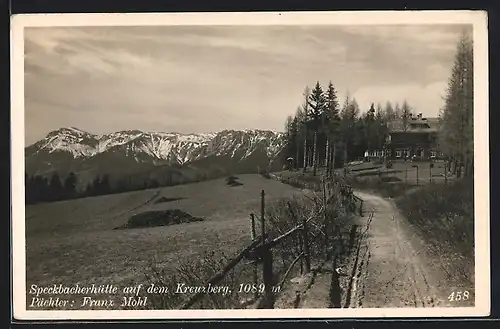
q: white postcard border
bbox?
[11,10,490,320]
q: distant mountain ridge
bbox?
[25,127,287,187]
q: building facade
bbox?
[365,114,443,161]
[385,114,442,161]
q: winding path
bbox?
[353,190,465,308]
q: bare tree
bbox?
[401,100,413,133]
[302,86,311,173]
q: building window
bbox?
[404,149,410,158]
[386,149,392,157]
[430,150,437,158]
[395,150,402,158]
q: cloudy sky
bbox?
[24,24,470,146]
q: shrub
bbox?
[226,176,243,187]
[143,249,247,310]
[226,175,239,182]
[118,209,203,229]
[396,178,474,284]
[154,196,185,204]
[260,171,271,179]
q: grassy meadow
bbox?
[25,174,307,309]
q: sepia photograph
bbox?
[11,11,489,320]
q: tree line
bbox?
[25,172,162,205]
[282,81,415,176]
[25,167,228,205]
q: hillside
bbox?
[25,174,306,309]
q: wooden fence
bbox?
[180,175,363,310]
[346,162,453,186]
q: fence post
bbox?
[287,202,304,274]
[298,233,304,274]
[258,189,275,309]
[416,166,419,185]
[322,176,329,260]
[250,213,256,240]
[429,163,432,184]
[260,190,265,244]
[405,167,408,185]
[444,162,448,185]
[302,216,311,273]
[349,225,358,252]
[330,255,342,308]
[250,213,258,300]
[261,248,275,308]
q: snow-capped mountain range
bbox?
[25,127,287,182]
[27,127,285,163]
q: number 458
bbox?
[448,291,470,302]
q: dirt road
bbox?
[352,191,473,308]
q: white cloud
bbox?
[353,81,448,116]
[23,24,467,145]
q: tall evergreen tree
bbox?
[375,103,388,152]
[25,174,33,204]
[100,174,112,195]
[91,175,101,195]
[340,95,360,163]
[283,114,296,169]
[394,102,402,122]
[63,172,78,199]
[438,31,474,178]
[307,81,327,176]
[363,103,377,154]
[384,101,396,121]
[49,172,63,201]
[301,86,311,173]
[293,106,307,169]
[324,81,341,174]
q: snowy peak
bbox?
[27,127,286,165]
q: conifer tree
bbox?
[49,172,63,201]
[325,81,341,175]
[438,31,473,177]
[307,81,327,176]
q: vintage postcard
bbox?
[11,11,490,320]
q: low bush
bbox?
[225,176,244,187]
[143,248,246,310]
[118,209,203,229]
[396,178,474,284]
[260,171,271,179]
[154,196,185,204]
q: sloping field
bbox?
[25,174,304,307]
